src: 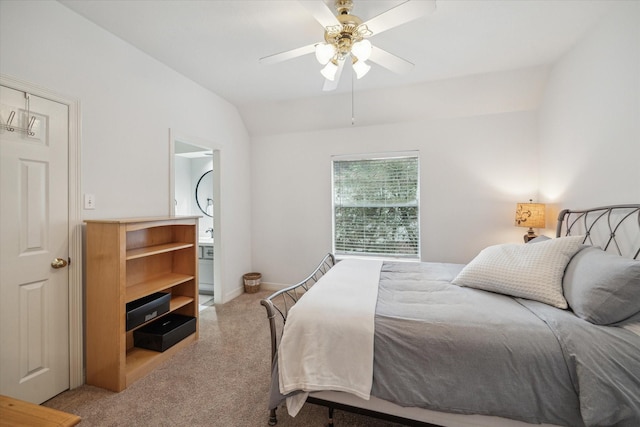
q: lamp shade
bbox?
[321,61,338,81]
[315,43,336,65]
[351,39,372,62]
[515,202,546,229]
[352,60,371,79]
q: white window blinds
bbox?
[332,154,420,259]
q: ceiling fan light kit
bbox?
[259,0,436,91]
[313,0,373,75]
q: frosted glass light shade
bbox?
[353,60,371,79]
[321,61,338,81]
[315,43,336,65]
[351,39,372,62]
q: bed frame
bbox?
[260,204,640,426]
[557,204,640,260]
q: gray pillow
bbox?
[563,247,640,325]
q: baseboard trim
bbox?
[224,286,244,303]
[259,282,289,291]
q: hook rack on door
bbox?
[2,92,37,136]
[3,110,36,136]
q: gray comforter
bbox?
[271,261,640,426]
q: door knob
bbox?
[51,258,68,269]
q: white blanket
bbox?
[278,258,383,416]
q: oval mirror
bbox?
[195,170,213,217]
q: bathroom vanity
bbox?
[198,239,214,294]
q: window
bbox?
[332,152,420,259]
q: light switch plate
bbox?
[84,193,96,210]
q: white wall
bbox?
[251,2,640,287]
[243,65,550,137]
[252,104,540,286]
[174,156,193,216]
[538,2,640,216]
[0,0,253,302]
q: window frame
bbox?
[331,151,421,261]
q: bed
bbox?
[260,204,640,427]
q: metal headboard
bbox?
[556,204,640,260]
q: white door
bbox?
[0,86,70,403]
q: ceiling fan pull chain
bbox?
[351,70,355,125]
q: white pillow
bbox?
[453,236,585,308]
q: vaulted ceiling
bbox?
[59,0,614,135]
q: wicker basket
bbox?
[243,272,262,293]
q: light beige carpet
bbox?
[44,290,403,426]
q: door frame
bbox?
[169,129,223,304]
[1,74,83,389]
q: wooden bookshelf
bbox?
[85,217,199,392]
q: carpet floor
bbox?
[44,290,404,426]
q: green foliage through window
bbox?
[332,155,420,258]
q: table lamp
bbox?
[515,200,546,242]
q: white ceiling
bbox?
[58,0,615,135]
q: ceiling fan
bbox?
[259,0,437,92]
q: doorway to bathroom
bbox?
[169,131,222,309]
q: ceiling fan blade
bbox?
[259,44,316,65]
[363,0,436,36]
[299,0,340,29]
[323,60,345,92]
[369,45,414,74]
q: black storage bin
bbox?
[126,292,170,331]
[133,313,196,352]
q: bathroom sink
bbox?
[199,238,214,245]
